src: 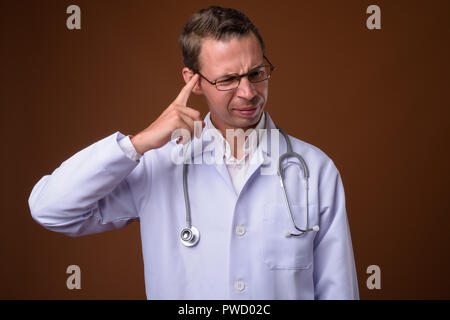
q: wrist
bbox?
[130,134,147,155]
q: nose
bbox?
[236,76,257,100]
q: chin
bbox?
[234,111,263,128]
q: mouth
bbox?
[232,105,258,116]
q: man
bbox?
[29,6,359,299]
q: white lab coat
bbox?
[28,111,359,299]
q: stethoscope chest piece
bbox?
[180,226,200,247]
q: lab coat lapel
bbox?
[240,112,279,193]
[214,162,237,197]
[190,124,237,197]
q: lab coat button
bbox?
[235,225,246,236]
[234,280,245,291]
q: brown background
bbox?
[1,0,449,299]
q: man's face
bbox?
[196,33,268,132]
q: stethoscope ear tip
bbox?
[313,225,320,232]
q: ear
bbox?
[182,67,203,95]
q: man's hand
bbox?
[131,74,204,155]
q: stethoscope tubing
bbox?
[180,127,318,247]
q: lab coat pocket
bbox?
[262,204,316,270]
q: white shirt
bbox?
[205,112,266,195]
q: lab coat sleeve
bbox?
[313,160,359,299]
[28,132,150,237]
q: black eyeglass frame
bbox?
[195,55,275,91]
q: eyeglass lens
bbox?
[216,65,272,91]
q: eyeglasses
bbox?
[196,56,275,91]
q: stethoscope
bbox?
[180,127,320,247]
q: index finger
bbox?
[175,73,200,106]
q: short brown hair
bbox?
[179,6,266,73]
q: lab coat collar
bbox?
[203,111,267,162]
[173,110,280,196]
[186,110,277,162]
